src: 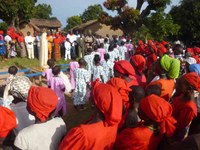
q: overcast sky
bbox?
[37,0,181,27]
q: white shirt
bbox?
[25,36,34,48]
[10,102,35,135]
[4,35,12,43]
[14,117,66,150]
[67,34,77,46]
[64,41,71,51]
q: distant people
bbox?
[0,36,6,61]
[69,55,79,91]
[42,59,55,83]
[17,32,26,58]
[10,41,17,58]
[14,86,66,150]
[67,31,77,57]
[64,38,71,60]
[46,31,53,59]
[97,43,106,63]
[54,32,62,61]
[25,31,34,59]
[4,31,12,58]
[119,41,127,60]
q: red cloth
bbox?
[161,41,168,46]
[146,53,157,69]
[172,95,197,130]
[157,43,168,55]
[92,81,123,126]
[18,35,24,43]
[0,106,16,138]
[183,72,200,92]
[140,94,176,137]
[130,74,147,88]
[27,86,58,122]
[59,121,118,150]
[131,54,146,73]
[0,30,4,35]
[149,79,175,101]
[114,60,135,76]
[115,126,162,150]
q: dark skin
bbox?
[114,69,132,83]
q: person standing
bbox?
[25,31,34,59]
[4,31,12,58]
[64,38,71,60]
[17,32,26,58]
[46,31,53,59]
[53,32,62,61]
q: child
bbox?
[119,41,127,60]
[0,36,6,61]
[104,38,109,53]
[113,43,119,61]
[97,43,106,63]
[6,66,18,85]
[108,44,116,63]
[69,55,79,91]
[10,42,17,58]
[91,54,104,82]
[48,65,66,116]
[64,38,71,60]
[84,48,94,75]
[73,58,90,110]
[101,53,114,83]
[42,59,55,83]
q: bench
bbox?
[0,68,31,75]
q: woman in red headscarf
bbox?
[0,106,16,146]
[172,72,199,141]
[59,81,123,150]
[115,94,176,150]
[54,32,62,60]
[114,60,138,87]
[130,54,147,88]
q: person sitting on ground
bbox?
[14,86,66,150]
[59,80,122,150]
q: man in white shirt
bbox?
[64,38,71,60]
[25,31,34,59]
[67,31,77,57]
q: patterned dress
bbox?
[91,65,105,82]
[73,68,90,106]
[84,54,94,75]
[108,51,116,62]
[113,48,119,60]
[119,46,127,60]
[101,60,114,82]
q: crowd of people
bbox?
[1,29,200,150]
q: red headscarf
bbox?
[107,77,131,102]
[140,94,176,137]
[27,86,58,122]
[0,30,4,35]
[0,106,16,138]
[183,72,200,92]
[161,41,168,46]
[92,80,122,126]
[114,60,135,76]
[131,55,146,73]
[157,43,168,55]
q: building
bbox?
[20,18,62,35]
[73,20,123,38]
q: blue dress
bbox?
[0,40,6,55]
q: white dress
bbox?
[84,54,94,74]
[101,60,114,82]
[113,48,119,60]
[119,46,127,60]
[91,65,105,82]
[74,68,90,105]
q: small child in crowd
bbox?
[101,53,114,83]
[10,42,17,58]
[119,41,127,60]
[6,66,18,85]
[48,65,66,116]
[42,59,55,83]
[69,55,79,91]
[91,54,104,83]
[64,38,71,60]
[0,36,6,61]
[73,58,90,110]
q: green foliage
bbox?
[32,4,52,19]
[0,22,8,32]
[170,0,200,43]
[81,4,104,21]
[0,0,37,27]
[66,16,82,30]
[146,11,180,41]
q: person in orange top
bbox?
[17,32,26,58]
[53,32,62,60]
[47,31,53,59]
[59,81,123,150]
[172,72,200,141]
[130,54,147,88]
[115,94,176,150]
[0,106,16,146]
[114,60,138,87]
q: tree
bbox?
[145,11,180,41]
[0,0,37,29]
[0,22,8,32]
[81,4,104,22]
[100,0,171,34]
[170,0,200,43]
[32,4,52,19]
[65,16,82,30]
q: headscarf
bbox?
[0,30,3,35]
[131,55,146,73]
[183,72,200,92]
[92,80,122,126]
[161,41,168,46]
[157,43,168,55]
[0,106,16,138]
[189,64,200,76]
[185,57,197,65]
[160,54,180,79]
[27,86,58,122]
[140,94,176,137]
[9,76,32,100]
[114,60,135,76]
[107,77,131,102]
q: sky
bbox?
[37,0,181,28]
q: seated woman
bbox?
[115,94,176,150]
[59,81,123,150]
[149,54,180,101]
[172,72,199,141]
[14,86,66,150]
